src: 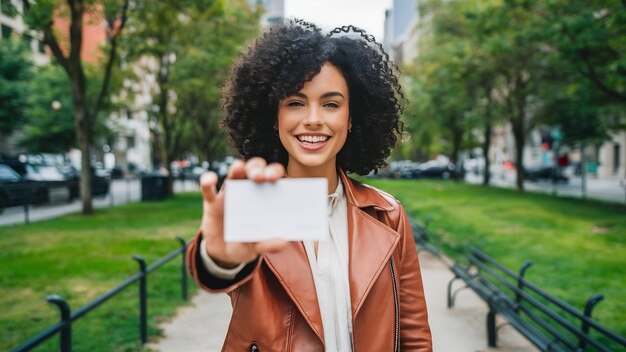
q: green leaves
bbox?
[19,65,75,153]
[22,0,56,30]
[121,0,260,162]
[0,40,32,134]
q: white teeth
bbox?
[298,135,329,143]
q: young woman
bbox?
[187,20,432,351]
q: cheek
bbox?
[277,112,291,148]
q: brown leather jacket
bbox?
[187,171,432,351]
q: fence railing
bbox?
[11,237,189,352]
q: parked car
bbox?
[0,161,72,204]
[67,167,111,199]
[0,164,44,213]
[388,160,419,179]
[524,166,568,183]
[411,160,456,180]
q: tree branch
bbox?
[43,28,71,73]
[22,1,70,73]
[93,0,130,118]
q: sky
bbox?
[284,0,392,43]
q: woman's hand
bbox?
[199,157,288,268]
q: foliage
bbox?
[18,64,112,153]
[121,0,260,194]
[1,193,201,351]
[542,0,626,104]
[0,39,32,135]
[19,65,75,152]
[365,177,626,341]
[406,0,624,189]
[172,0,260,162]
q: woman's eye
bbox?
[324,102,339,108]
[287,101,304,107]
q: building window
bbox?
[38,39,46,53]
[1,24,13,40]
[126,136,135,149]
[614,143,620,173]
[126,108,133,120]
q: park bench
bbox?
[447,247,626,351]
[409,215,442,258]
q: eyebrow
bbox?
[290,91,345,99]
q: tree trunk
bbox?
[482,121,492,186]
[513,125,525,191]
[67,0,93,214]
[580,142,587,200]
[76,106,93,214]
[482,87,493,186]
[157,52,174,197]
[508,73,528,192]
[451,124,463,182]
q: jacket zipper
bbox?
[390,259,399,352]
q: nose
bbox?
[304,106,323,127]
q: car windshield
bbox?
[26,164,66,181]
[0,165,21,181]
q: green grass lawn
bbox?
[0,193,203,352]
[2,180,625,350]
[363,177,626,340]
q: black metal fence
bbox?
[11,237,189,352]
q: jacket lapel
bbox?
[340,171,400,319]
[264,242,324,343]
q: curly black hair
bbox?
[221,19,404,175]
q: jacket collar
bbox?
[264,169,400,345]
[339,169,395,212]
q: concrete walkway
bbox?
[148,252,536,352]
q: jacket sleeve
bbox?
[396,205,432,351]
[186,229,262,293]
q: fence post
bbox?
[514,260,533,313]
[46,295,72,352]
[23,203,29,224]
[578,293,604,350]
[176,236,188,301]
[126,177,131,203]
[132,255,148,344]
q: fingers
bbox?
[230,157,285,183]
[245,157,267,182]
[200,172,218,202]
[265,162,286,182]
[227,159,247,179]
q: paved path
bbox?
[0,179,198,227]
[149,252,536,352]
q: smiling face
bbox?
[277,63,351,179]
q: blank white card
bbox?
[224,178,328,242]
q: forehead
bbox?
[297,63,349,96]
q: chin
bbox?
[291,155,336,169]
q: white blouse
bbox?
[200,178,353,351]
[303,179,353,351]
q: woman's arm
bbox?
[396,205,433,351]
[186,230,261,292]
